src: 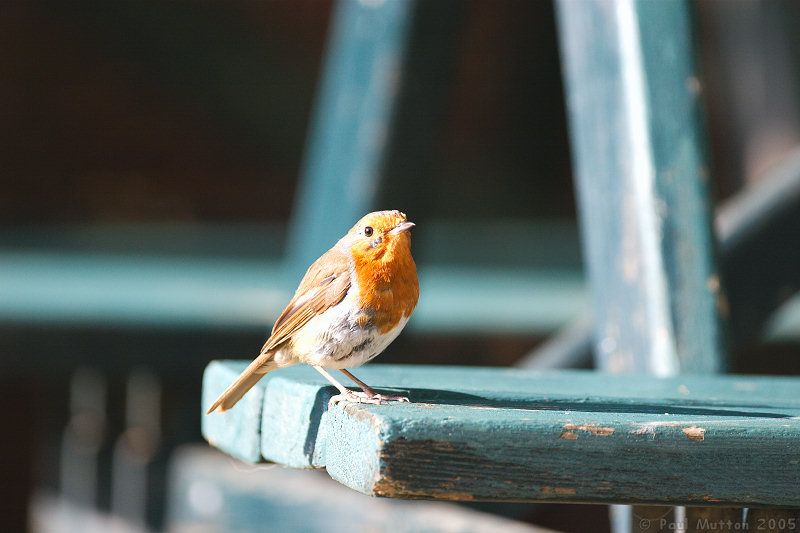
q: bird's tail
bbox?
[206,356,277,414]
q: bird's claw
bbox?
[328,390,409,409]
[373,393,410,403]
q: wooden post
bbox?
[556,1,726,530]
[556,0,725,376]
[287,0,416,271]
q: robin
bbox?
[207,210,419,413]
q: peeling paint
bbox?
[374,481,476,501]
[630,426,655,436]
[560,431,578,440]
[683,426,705,441]
[635,421,681,428]
[563,423,615,436]
[343,403,386,431]
[541,486,577,496]
[686,73,702,93]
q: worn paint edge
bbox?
[260,373,336,469]
[615,0,679,376]
[201,361,265,463]
[323,403,388,495]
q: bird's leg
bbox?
[340,369,409,403]
[339,369,378,396]
[312,366,383,408]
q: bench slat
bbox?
[202,362,800,506]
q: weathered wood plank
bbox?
[201,361,268,463]
[167,445,554,533]
[0,249,583,336]
[287,0,415,269]
[202,362,800,506]
[557,1,728,527]
[557,0,724,376]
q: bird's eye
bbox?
[364,226,374,237]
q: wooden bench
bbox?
[201,362,800,507]
[168,445,557,533]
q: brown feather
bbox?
[206,246,351,413]
[262,246,351,354]
[205,357,276,413]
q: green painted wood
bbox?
[287,0,416,271]
[520,154,800,368]
[167,445,553,533]
[202,361,269,463]
[0,251,583,335]
[5,209,795,341]
[557,0,724,375]
[719,149,800,346]
[556,0,800,527]
[202,362,800,506]
[0,223,288,258]
[0,252,292,329]
[557,2,729,527]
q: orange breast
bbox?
[352,235,419,334]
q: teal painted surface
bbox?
[0,223,288,258]
[637,1,723,373]
[326,400,800,506]
[201,361,269,463]
[416,266,584,334]
[203,362,800,506]
[0,251,583,334]
[0,252,291,329]
[288,0,416,271]
[167,445,549,533]
[557,0,724,375]
[557,2,726,524]
[260,372,337,468]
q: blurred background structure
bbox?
[2,0,799,532]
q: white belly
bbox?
[282,294,410,370]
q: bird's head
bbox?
[342,210,415,263]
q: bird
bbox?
[207,210,419,414]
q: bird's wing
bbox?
[260,246,351,354]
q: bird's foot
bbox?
[328,390,409,409]
[369,392,410,403]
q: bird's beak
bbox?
[388,221,415,235]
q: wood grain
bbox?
[203,362,800,506]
